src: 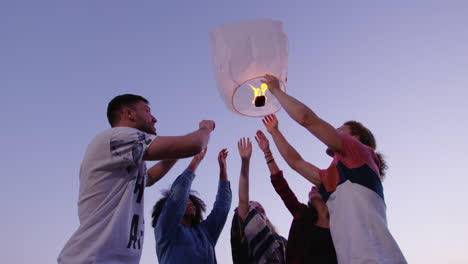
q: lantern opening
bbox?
[248,83,268,107]
[231,76,285,117]
[254,95,266,107]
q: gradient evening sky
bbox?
[2,1,467,263]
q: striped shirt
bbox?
[243,206,287,264]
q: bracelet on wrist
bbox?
[266,159,274,164]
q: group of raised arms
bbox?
[58,75,407,264]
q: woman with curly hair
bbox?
[152,148,232,264]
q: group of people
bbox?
[58,75,407,263]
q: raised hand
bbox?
[262,74,280,93]
[194,147,208,162]
[262,114,279,134]
[218,148,228,169]
[255,130,271,153]
[199,120,216,132]
[237,137,252,160]
[188,147,207,172]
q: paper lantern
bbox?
[210,19,288,117]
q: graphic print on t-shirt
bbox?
[109,131,151,252]
[127,214,143,249]
[58,128,157,264]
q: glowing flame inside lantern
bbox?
[248,83,268,106]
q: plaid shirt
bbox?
[271,171,337,264]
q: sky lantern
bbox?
[210,19,288,117]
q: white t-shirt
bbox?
[58,127,156,264]
[319,134,406,264]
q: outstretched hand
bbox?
[262,74,280,92]
[237,137,252,160]
[188,147,207,172]
[262,114,279,134]
[218,148,228,169]
[255,130,270,153]
[194,147,207,162]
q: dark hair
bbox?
[306,202,319,223]
[151,190,206,228]
[306,201,331,222]
[344,121,388,179]
[106,94,148,126]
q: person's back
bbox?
[59,127,155,264]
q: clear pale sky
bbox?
[2,1,467,263]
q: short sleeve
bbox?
[338,133,370,166]
[319,166,340,192]
[109,127,156,168]
[337,133,380,176]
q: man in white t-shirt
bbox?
[58,94,215,264]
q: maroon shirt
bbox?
[271,171,337,264]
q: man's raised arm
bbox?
[144,120,215,160]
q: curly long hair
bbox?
[151,190,206,228]
[344,120,388,179]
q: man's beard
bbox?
[140,124,156,135]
